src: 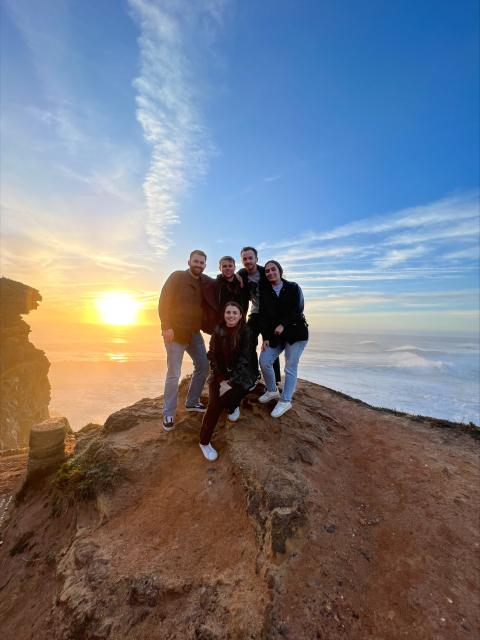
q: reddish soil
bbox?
[0,379,478,640]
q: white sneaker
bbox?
[271,400,292,418]
[199,443,218,461]
[228,407,240,422]
[258,389,280,404]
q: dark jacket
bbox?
[200,275,249,334]
[237,265,268,316]
[207,324,257,390]
[259,279,309,346]
[158,270,217,343]
[216,274,249,313]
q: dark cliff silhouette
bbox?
[0,277,50,450]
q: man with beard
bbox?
[158,250,212,431]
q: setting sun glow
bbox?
[96,292,141,326]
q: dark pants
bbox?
[247,314,281,384]
[200,379,248,445]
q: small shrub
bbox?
[51,438,121,510]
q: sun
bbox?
[95,292,141,326]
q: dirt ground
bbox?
[0,379,478,639]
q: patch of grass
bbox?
[51,438,121,511]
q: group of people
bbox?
[158,246,309,461]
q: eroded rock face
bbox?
[0,277,50,449]
[2,379,479,640]
[27,417,70,481]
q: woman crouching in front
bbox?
[258,260,309,418]
[199,301,257,461]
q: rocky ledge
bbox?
[0,378,478,640]
[0,277,50,450]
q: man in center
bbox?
[238,246,281,386]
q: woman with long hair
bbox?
[258,260,309,418]
[199,301,257,461]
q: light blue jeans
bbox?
[163,332,209,417]
[259,340,308,402]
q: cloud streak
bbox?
[128,0,227,256]
[257,191,479,321]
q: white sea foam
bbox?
[386,352,446,371]
[388,345,428,352]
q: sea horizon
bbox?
[29,324,480,431]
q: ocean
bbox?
[31,325,480,431]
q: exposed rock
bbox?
[0,378,479,640]
[26,417,70,481]
[103,397,163,433]
[0,277,50,450]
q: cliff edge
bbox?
[0,379,478,640]
[0,277,50,450]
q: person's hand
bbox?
[274,324,284,335]
[235,272,244,288]
[162,329,174,344]
[261,340,270,352]
[219,380,232,396]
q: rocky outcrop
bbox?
[0,277,50,450]
[26,417,70,482]
[0,379,479,640]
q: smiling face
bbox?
[240,249,258,273]
[220,259,235,281]
[188,252,206,277]
[224,304,242,327]
[265,261,282,284]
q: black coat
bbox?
[216,275,249,314]
[200,275,249,334]
[207,324,257,390]
[259,279,309,346]
[237,265,268,315]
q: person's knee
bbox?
[166,361,182,380]
[195,356,209,375]
[284,355,299,376]
[284,363,298,377]
[260,350,276,367]
[259,352,269,368]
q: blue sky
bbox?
[1,0,479,332]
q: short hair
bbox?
[240,246,258,258]
[219,255,235,266]
[265,259,284,277]
[189,249,207,260]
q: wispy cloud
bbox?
[128,0,228,256]
[256,191,479,320]
[374,245,428,268]
[261,192,479,250]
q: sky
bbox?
[1,0,479,333]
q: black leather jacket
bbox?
[259,279,309,346]
[207,324,257,390]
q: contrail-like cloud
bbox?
[128,0,226,256]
